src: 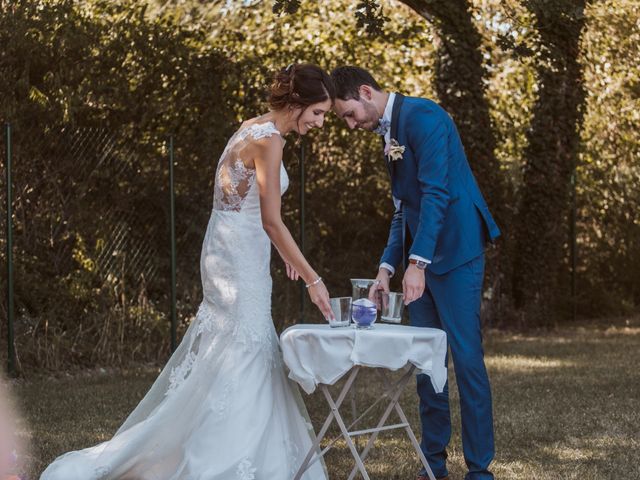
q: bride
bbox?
[41,63,336,480]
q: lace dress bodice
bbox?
[213,121,288,213]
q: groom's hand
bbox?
[369,268,391,307]
[402,264,425,305]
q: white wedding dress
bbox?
[41,122,327,480]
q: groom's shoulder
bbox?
[403,96,447,116]
[403,96,451,124]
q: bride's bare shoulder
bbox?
[239,115,268,130]
[248,133,283,160]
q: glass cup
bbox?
[379,291,404,324]
[350,278,378,303]
[351,298,377,329]
[328,297,352,328]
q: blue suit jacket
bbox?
[380,94,500,275]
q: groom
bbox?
[331,66,500,480]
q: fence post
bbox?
[5,124,16,376]
[169,136,177,351]
[570,168,577,321]
[299,140,305,323]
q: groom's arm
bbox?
[379,196,403,274]
[406,105,450,262]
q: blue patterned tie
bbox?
[373,118,390,136]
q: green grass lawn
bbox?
[11,317,640,479]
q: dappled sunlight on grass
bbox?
[488,332,577,344]
[486,316,640,346]
[486,354,575,372]
[541,443,596,461]
[602,325,640,336]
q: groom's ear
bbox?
[359,84,373,101]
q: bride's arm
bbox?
[252,138,314,282]
[253,138,334,320]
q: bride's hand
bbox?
[285,262,300,281]
[307,281,335,321]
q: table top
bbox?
[280,323,448,394]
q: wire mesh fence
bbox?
[1,124,175,373]
[1,122,308,374]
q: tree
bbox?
[273,0,508,318]
[274,0,506,220]
[510,0,591,322]
[398,0,505,218]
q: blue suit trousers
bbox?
[409,254,495,480]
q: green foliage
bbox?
[0,0,638,371]
[0,0,235,370]
[576,0,640,315]
[273,0,301,16]
[354,0,389,35]
[273,0,389,35]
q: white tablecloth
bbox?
[280,324,448,394]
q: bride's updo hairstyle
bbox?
[268,63,336,112]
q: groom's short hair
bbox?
[330,66,382,101]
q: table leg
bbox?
[351,373,358,450]
[294,366,438,480]
[293,367,361,480]
[317,369,414,459]
[322,385,371,480]
[378,369,437,480]
[346,367,415,480]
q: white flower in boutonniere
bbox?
[384,138,405,161]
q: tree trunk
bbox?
[512,1,588,323]
[401,0,506,323]
[401,0,504,216]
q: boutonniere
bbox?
[384,138,405,161]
